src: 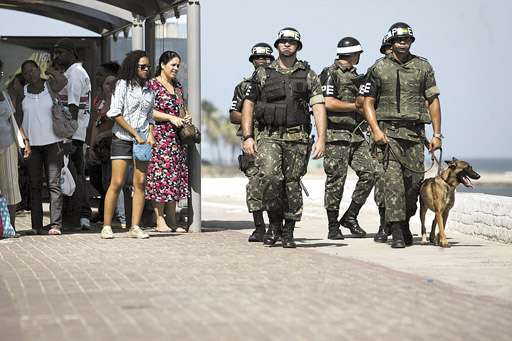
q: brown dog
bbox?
[419,158,480,247]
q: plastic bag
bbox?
[60,155,76,196]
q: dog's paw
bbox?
[439,239,450,248]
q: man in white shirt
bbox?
[53,38,92,230]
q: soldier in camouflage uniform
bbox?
[320,37,379,240]
[361,22,443,248]
[370,32,394,243]
[242,27,327,248]
[229,43,276,242]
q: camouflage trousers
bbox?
[255,132,311,221]
[323,140,379,211]
[243,158,264,213]
[375,138,424,223]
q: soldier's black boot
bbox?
[339,201,367,237]
[390,222,406,248]
[373,207,388,243]
[248,210,266,242]
[401,221,413,246]
[264,210,283,246]
[282,219,297,248]
[326,210,344,240]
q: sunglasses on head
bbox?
[138,64,151,71]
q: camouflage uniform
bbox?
[320,62,378,211]
[246,59,323,221]
[362,53,440,223]
[230,77,263,213]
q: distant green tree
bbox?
[201,100,239,164]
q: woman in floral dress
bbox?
[146,51,190,232]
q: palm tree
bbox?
[201,99,242,165]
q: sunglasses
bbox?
[279,39,297,45]
[138,64,151,71]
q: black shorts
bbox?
[110,136,133,160]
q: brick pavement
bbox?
[1,216,512,340]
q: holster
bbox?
[238,153,255,172]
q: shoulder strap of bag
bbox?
[45,81,60,105]
[174,85,189,119]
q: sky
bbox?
[0,0,511,158]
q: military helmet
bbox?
[249,42,275,62]
[387,22,415,43]
[336,37,363,57]
[379,32,392,54]
[274,27,302,51]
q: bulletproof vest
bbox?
[376,56,431,124]
[327,65,362,129]
[254,66,310,128]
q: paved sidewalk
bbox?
[204,176,512,301]
[0,176,511,340]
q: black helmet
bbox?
[379,33,392,54]
[249,42,274,62]
[336,37,363,57]
[274,27,302,50]
[387,22,415,43]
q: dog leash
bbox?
[382,141,443,175]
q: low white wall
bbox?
[449,193,512,244]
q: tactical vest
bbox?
[327,66,362,129]
[254,67,310,128]
[376,56,431,124]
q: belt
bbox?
[262,124,308,134]
[379,120,424,129]
[327,122,356,131]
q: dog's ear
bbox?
[445,159,456,168]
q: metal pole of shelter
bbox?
[132,15,144,51]
[187,0,201,232]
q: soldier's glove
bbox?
[238,153,255,172]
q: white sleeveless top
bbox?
[22,82,62,146]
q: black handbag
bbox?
[178,123,201,145]
[176,89,200,145]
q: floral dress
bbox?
[145,79,189,203]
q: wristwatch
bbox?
[433,133,444,139]
[242,135,254,141]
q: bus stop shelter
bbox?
[0,0,202,232]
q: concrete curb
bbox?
[450,193,512,243]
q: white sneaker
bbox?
[80,218,92,231]
[120,223,127,229]
[127,225,149,239]
[101,225,114,239]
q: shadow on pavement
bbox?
[202,220,254,231]
[297,242,348,248]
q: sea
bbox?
[455,158,512,197]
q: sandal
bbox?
[155,225,173,233]
[48,227,62,235]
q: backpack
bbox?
[47,84,78,139]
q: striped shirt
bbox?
[59,62,91,142]
[107,79,155,142]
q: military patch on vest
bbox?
[322,85,335,96]
[359,82,372,96]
